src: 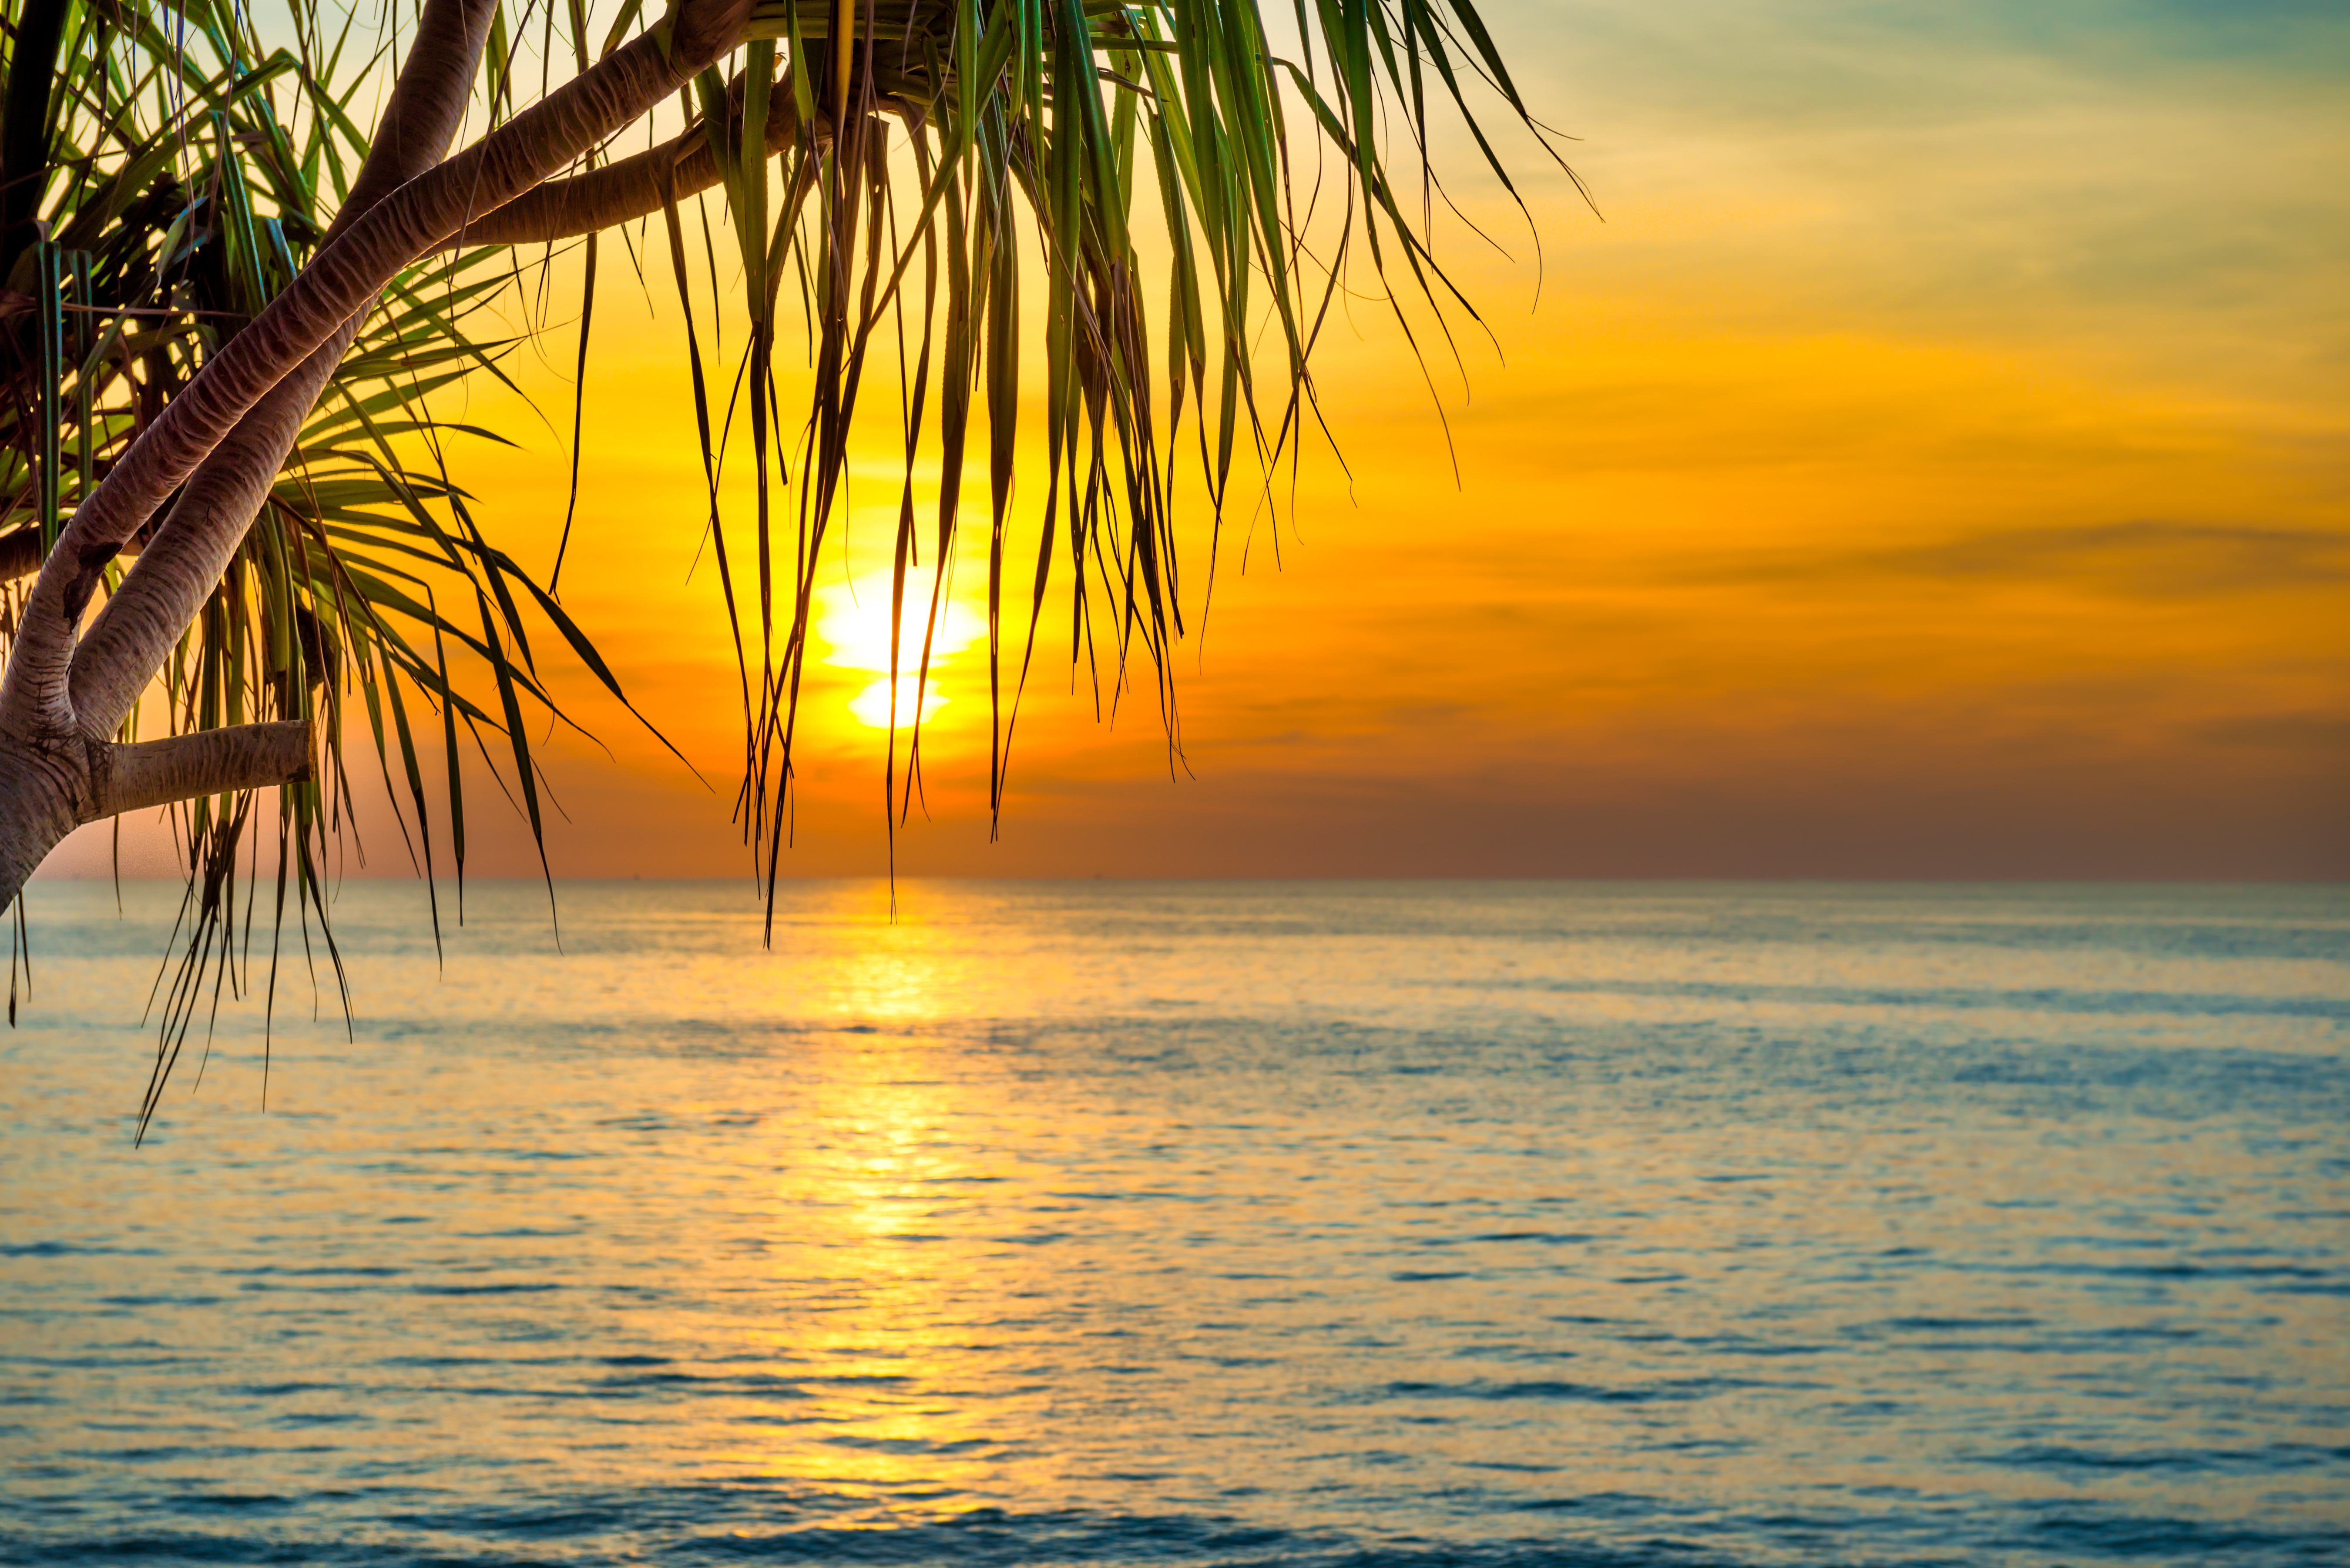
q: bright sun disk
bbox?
[816,579,982,730]
[848,676,948,728]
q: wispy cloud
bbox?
[1863,520,2350,596]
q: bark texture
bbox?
[67,0,500,737]
[0,0,751,907]
[104,722,315,817]
[452,84,812,247]
[0,721,312,902]
[0,738,86,911]
[68,327,359,737]
[1,0,749,742]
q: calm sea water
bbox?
[1,880,2345,1567]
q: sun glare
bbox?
[816,579,985,730]
[848,676,947,728]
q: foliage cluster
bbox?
[0,0,1563,1109]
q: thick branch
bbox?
[0,736,84,908]
[453,85,810,247]
[0,0,491,599]
[68,351,338,736]
[0,720,312,909]
[3,525,162,584]
[328,0,500,246]
[1,0,750,738]
[99,721,313,818]
[64,0,495,738]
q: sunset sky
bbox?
[46,0,2350,882]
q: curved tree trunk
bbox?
[0,0,752,909]
[68,0,508,740]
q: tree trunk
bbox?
[0,0,750,908]
[0,721,312,898]
[0,737,89,905]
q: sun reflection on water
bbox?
[723,896,1045,1500]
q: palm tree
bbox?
[0,0,671,1075]
[0,0,1563,994]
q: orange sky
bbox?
[43,0,2350,882]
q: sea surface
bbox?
[0,879,2344,1567]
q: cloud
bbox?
[1702,520,2350,598]
[2195,713,2350,750]
[1874,521,2350,595]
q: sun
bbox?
[846,675,946,728]
[815,576,985,730]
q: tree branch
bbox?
[326,0,500,249]
[100,720,313,818]
[453,84,814,248]
[0,737,84,908]
[0,720,313,910]
[63,0,498,739]
[1,0,750,740]
[67,365,327,736]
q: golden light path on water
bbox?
[743,896,1001,1498]
[614,883,1014,1504]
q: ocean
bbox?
[1,879,2344,1566]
